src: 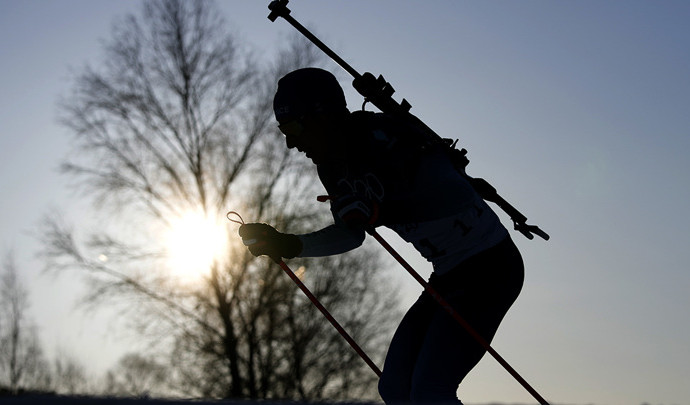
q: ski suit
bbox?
[295,112,524,403]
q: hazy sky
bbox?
[1,1,689,404]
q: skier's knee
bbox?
[378,372,409,403]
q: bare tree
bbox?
[103,353,169,397]
[0,251,51,393]
[43,0,398,400]
[49,352,90,395]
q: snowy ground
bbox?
[0,395,381,405]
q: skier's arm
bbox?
[297,220,366,257]
[239,216,365,260]
[296,188,379,257]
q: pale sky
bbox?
[1,1,689,405]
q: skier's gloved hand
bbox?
[332,194,379,227]
[239,223,302,261]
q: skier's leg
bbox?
[408,292,502,403]
[378,290,436,403]
[410,237,524,402]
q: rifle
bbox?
[268,0,549,241]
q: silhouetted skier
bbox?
[240,68,524,404]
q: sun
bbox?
[163,211,228,281]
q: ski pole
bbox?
[273,258,382,377]
[227,212,382,377]
[366,227,550,405]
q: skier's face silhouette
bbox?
[280,112,343,164]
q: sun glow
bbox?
[164,211,228,281]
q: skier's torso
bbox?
[317,112,507,274]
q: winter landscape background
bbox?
[1,1,689,405]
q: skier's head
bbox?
[273,68,349,163]
[273,67,347,123]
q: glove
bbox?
[332,194,379,227]
[238,223,302,261]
